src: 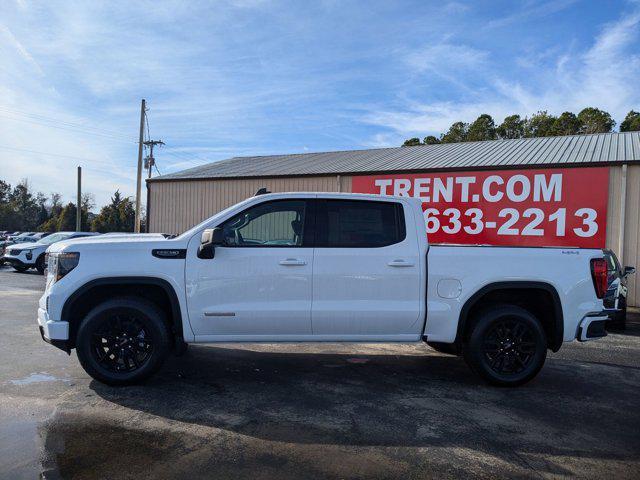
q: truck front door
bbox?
[185,198,314,338]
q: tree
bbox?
[81,193,95,213]
[0,180,10,203]
[423,135,440,145]
[620,110,640,132]
[497,115,525,139]
[577,107,615,134]
[55,203,79,231]
[35,192,49,228]
[467,114,497,142]
[8,180,39,230]
[402,137,422,147]
[37,192,94,231]
[553,112,581,136]
[524,111,557,137]
[440,121,468,143]
[91,190,135,233]
[48,192,63,220]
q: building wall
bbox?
[606,164,640,307]
[149,165,640,306]
[148,175,352,235]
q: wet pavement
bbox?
[1,265,639,479]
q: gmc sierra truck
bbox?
[38,192,612,387]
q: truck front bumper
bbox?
[37,307,70,353]
[4,257,34,268]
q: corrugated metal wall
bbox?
[607,165,640,307]
[149,165,640,306]
[148,175,351,234]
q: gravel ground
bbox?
[1,265,639,479]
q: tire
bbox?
[13,265,28,273]
[75,297,171,386]
[427,341,459,355]
[35,255,46,275]
[463,304,547,387]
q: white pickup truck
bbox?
[38,192,612,387]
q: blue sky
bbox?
[1,0,639,207]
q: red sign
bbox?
[352,167,609,248]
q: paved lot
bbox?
[0,266,639,479]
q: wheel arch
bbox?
[62,276,185,350]
[455,281,564,352]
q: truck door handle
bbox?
[279,258,307,266]
[387,259,414,267]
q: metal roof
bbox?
[151,131,640,182]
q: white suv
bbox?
[4,231,99,274]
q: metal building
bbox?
[147,131,640,306]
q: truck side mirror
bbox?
[197,227,225,259]
[623,266,636,277]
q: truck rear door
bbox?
[311,198,422,336]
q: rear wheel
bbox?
[463,305,547,387]
[76,297,171,386]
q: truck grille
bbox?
[9,249,20,255]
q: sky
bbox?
[1,0,639,208]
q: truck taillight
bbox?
[590,258,608,299]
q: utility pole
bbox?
[143,140,165,179]
[76,166,82,232]
[134,98,146,233]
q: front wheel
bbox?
[76,297,171,386]
[463,305,547,387]
[13,265,29,273]
[35,255,46,275]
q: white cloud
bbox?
[405,43,488,74]
[363,5,640,138]
[486,0,579,29]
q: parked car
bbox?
[1,236,36,266]
[27,232,53,241]
[39,192,612,387]
[603,249,636,330]
[9,232,34,241]
[4,231,99,274]
[1,235,36,249]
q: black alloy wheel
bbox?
[90,314,154,373]
[76,297,171,386]
[464,304,547,387]
[481,318,537,375]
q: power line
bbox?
[0,106,135,139]
[0,113,137,144]
[0,144,94,162]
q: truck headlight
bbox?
[25,250,33,260]
[49,252,80,282]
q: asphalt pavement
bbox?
[1,265,639,479]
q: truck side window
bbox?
[317,200,405,248]
[220,200,307,247]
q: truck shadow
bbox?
[77,345,640,476]
[612,313,640,337]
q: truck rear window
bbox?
[316,200,405,248]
